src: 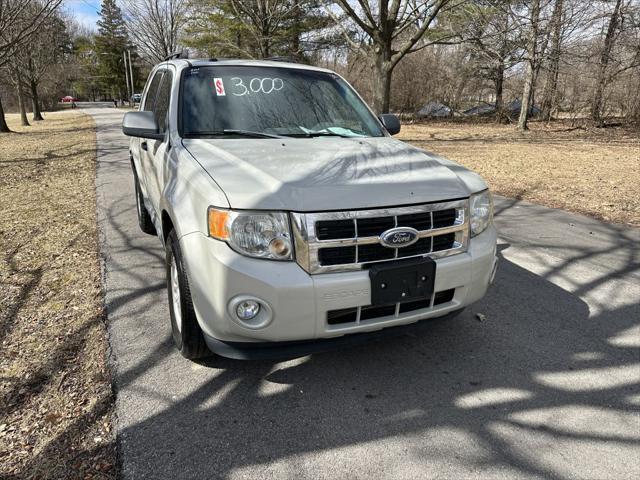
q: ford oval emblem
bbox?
[379,227,419,248]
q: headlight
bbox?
[469,190,493,237]
[208,207,293,260]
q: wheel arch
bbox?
[161,209,175,244]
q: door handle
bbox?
[141,141,148,151]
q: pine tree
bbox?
[185,0,330,61]
[95,0,136,100]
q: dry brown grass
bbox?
[399,120,640,227]
[0,112,115,479]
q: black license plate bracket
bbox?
[368,257,436,306]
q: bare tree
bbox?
[12,60,29,125]
[0,0,62,132]
[465,0,522,122]
[20,7,69,120]
[591,0,623,126]
[122,0,188,63]
[331,0,459,114]
[0,0,62,65]
[540,0,563,120]
[518,0,542,130]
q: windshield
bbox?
[180,66,384,138]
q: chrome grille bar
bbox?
[291,199,469,274]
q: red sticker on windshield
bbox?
[213,78,225,96]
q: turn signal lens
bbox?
[269,236,292,258]
[208,208,230,240]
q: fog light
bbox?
[236,300,260,320]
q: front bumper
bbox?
[180,224,497,345]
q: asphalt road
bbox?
[88,106,640,480]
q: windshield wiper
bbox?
[284,131,351,138]
[184,129,284,139]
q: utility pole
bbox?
[123,51,131,103]
[128,50,135,97]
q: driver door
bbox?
[143,69,173,218]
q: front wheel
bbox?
[166,229,211,360]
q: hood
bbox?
[182,137,484,211]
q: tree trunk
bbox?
[633,73,640,120]
[496,7,509,124]
[518,64,535,131]
[372,43,394,114]
[291,4,301,58]
[15,65,30,127]
[541,0,564,121]
[29,77,44,121]
[372,63,393,114]
[27,57,44,121]
[259,19,270,58]
[591,0,623,127]
[518,0,541,131]
[0,96,11,133]
[495,61,506,123]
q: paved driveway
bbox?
[89,107,640,480]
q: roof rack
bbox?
[164,50,188,61]
[264,56,298,63]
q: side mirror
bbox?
[122,111,164,140]
[378,113,401,135]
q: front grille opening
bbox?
[318,246,355,265]
[360,304,396,321]
[433,232,456,251]
[318,233,457,266]
[307,203,467,272]
[398,237,431,258]
[397,212,432,231]
[328,307,358,325]
[316,219,355,240]
[434,288,455,305]
[433,209,457,228]
[327,288,456,325]
[357,216,395,237]
[398,298,431,313]
[359,243,395,262]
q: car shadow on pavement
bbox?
[50,107,637,479]
[107,246,639,479]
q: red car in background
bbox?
[60,96,78,103]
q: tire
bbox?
[133,169,156,235]
[166,229,211,360]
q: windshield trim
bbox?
[177,65,385,139]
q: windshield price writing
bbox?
[230,77,284,96]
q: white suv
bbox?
[122,58,498,360]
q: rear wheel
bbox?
[133,169,156,235]
[166,229,210,360]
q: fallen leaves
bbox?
[0,111,115,479]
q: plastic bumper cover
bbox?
[179,224,497,344]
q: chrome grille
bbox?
[291,200,469,274]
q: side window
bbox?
[154,71,173,133]
[143,71,163,112]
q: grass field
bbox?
[399,120,640,227]
[0,112,115,479]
